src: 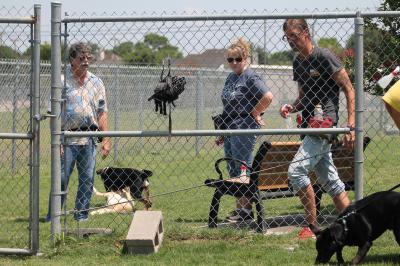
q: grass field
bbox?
[1,109,400,265]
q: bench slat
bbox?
[256,141,359,192]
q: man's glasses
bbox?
[227,57,243,63]
[78,54,93,61]
[282,31,303,42]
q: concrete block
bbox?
[124,210,163,254]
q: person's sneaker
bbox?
[40,215,51,223]
[225,209,240,221]
[227,209,254,222]
[75,217,89,222]
[298,227,316,240]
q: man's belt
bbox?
[68,125,102,142]
[69,125,99,132]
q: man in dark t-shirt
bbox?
[293,47,342,129]
[280,19,355,239]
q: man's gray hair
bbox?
[68,42,91,62]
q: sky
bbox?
[1,0,384,53]
[2,0,383,26]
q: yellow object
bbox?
[383,80,400,113]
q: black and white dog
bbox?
[93,167,153,215]
[310,191,400,265]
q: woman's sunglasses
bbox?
[226,57,243,63]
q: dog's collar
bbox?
[337,210,356,234]
[340,218,349,233]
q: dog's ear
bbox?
[96,167,109,175]
[309,223,321,236]
[329,222,345,245]
[96,168,104,175]
[141,169,153,179]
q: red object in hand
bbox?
[308,116,333,128]
[296,114,302,125]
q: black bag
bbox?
[212,114,231,130]
[148,59,186,115]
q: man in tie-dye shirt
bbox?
[46,42,111,222]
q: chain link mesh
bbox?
[0,6,396,242]
[0,6,34,250]
[49,11,400,235]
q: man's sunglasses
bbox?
[227,57,243,63]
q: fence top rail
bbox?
[62,11,400,23]
[63,128,351,138]
[0,133,33,140]
[0,17,35,24]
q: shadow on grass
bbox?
[363,253,400,264]
[174,218,209,223]
[13,217,29,223]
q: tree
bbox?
[24,42,51,61]
[40,43,51,60]
[267,50,294,66]
[23,42,97,61]
[253,45,268,65]
[113,41,134,58]
[114,33,183,65]
[0,45,19,59]
[127,42,156,64]
[317,37,343,55]
[343,0,400,95]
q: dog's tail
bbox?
[93,187,103,197]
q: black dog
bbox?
[310,191,400,265]
[96,167,153,209]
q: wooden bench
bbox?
[204,136,371,232]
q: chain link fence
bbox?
[0,2,397,252]
[2,5,396,246]
[0,5,40,255]
[43,8,399,237]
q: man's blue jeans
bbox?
[223,135,257,178]
[47,138,96,221]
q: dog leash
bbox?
[335,182,400,235]
[51,149,335,219]
[344,182,400,214]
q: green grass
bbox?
[1,109,400,265]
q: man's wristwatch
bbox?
[347,124,355,131]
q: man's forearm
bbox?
[346,91,355,127]
[98,112,109,131]
[333,69,355,126]
[98,112,110,143]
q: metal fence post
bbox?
[354,11,364,201]
[50,1,62,238]
[113,66,120,162]
[11,64,20,173]
[195,70,204,154]
[30,4,41,254]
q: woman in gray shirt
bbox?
[219,37,273,222]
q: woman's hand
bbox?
[254,114,266,126]
[215,136,224,146]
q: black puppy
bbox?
[310,191,400,265]
[96,167,153,209]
